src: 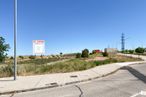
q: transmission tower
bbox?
[121,33,125,52]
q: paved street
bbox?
[1,63,146,97]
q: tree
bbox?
[0,37,10,62]
[60,52,63,57]
[81,49,89,58]
[135,47,145,54]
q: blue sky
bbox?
[0,0,146,55]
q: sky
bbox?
[0,0,146,56]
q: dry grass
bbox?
[0,55,142,78]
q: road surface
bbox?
[1,63,146,97]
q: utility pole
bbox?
[121,33,125,52]
[14,0,17,80]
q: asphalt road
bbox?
[1,63,146,97]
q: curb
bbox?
[0,67,121,96]
[0,61,145,95]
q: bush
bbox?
[0,65,13,77]
[76,53,81,58]
[102,52,108,57]
[40,55,44,59]
[19,56,24,59]
[10,56,14,60]
[135,47,145,54]
[129,50,134,54]
[92,50,97,54]
[29,55,36,60]
[81,49,89,58]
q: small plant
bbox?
[76,53,81,58]
[102,52,108,57]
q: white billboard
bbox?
[33,40,45,55]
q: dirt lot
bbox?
[85,57,108,62]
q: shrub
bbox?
[29,55,36,60]
[129,50,134,54]
[92,50,97,54]
[76,53,81,58]
[0,65,13,77]
[102,52,108,57]
[10,56,14,60]
[40,55,44,59]
[81,49,89,58]
[135,47,145,54]
[19,56,24,59]
[51,55,56,58]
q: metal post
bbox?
[14,0,17,80]
[121,33,125,52]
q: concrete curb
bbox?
[0,61,146,95]
[0,65,126,95]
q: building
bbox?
[104,48,118,54]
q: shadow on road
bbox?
[121,66,146,84]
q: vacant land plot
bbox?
[0,54,142,78]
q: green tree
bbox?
[0,37,10,62]
[60,52,63,57]
[81,49,89,58]
[135,47,145,54]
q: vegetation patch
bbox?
[0,54,142,77]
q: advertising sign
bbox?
[33,40,45,55]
